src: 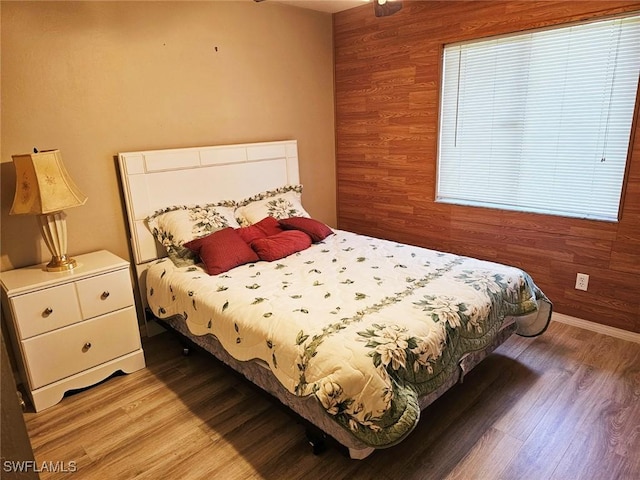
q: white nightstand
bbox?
[0,250,146,412]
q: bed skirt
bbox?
[156,314,517,459]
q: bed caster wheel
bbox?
[306,428,327,455]
[182,347,190,356]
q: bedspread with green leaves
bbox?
[146,230,551,447]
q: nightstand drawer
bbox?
[11,283,82,339]
[76,269,134,319]
[22,306,140,389]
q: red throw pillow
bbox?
[278,217,333,243]
[184,227,259,275]
[250,230,312,262]
[236,216,283,244]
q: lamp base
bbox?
[38,212,77,272]
[46,255,77,272]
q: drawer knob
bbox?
[101,291,110,300]
[83,342,92,351]
[43,307,53,317]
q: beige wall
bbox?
[1,1,336,271]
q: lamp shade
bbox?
[10,149,87,215]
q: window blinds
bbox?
[437,15,640,221]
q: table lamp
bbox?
[10,149,88,272]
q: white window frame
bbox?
[436,15,640,222]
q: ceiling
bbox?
[259,0,370,14]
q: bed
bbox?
[118,140,552,459]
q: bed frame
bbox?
[118,140,520,459]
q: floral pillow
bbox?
[146,201,239,266]
[235,185,310,226]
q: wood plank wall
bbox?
[333,1,640,333]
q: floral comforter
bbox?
[146,230,551,447]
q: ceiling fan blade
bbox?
[374,0,403,17]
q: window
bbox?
[437,15,640,221]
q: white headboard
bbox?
[118,140,299,267]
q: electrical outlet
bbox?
[575,273,589,291]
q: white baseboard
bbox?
[552,312,640,344]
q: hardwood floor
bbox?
[24,321,639,479]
